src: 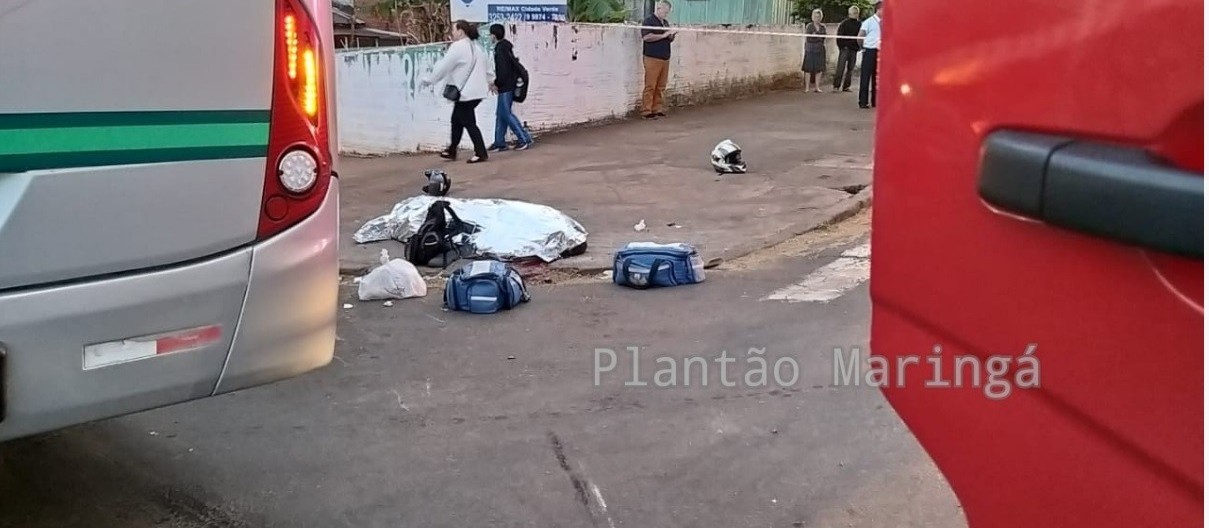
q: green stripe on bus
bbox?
[0,111,272,172]
[0,146,270,173]
[0,110,271,130]
[0,123,270,156]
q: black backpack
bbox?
[512,55,530,104]
[406,200,477,268]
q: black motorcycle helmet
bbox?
[422,169,451,196]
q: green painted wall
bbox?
[624,0,794,25]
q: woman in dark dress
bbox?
[801,9,827,93]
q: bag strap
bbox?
[457,42,478,94]
[444,277,457,310]
[652,258,676,286]
[509,46,525,75]
[506,268,530,305]
[426,201,448,230]
[511,268,531,302]
[622,258,677,289]
[620,259,643,289]
[439,201,467,227]
[495,274,515,310]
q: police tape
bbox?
[556,22,869,42]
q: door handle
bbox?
[978,130,1203,258]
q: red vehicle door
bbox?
[869,0,1203,527]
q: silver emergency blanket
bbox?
[353,195,589,262]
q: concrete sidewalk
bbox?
[338,90,874,276]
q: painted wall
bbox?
[335,22,855,155]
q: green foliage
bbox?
[354,0,449,43]
[567,0,629,23]
[790,0,873,24]
[361,0,629,28]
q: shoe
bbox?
[655,112,667,117]
[643,113,657,120]
[514,142,531,151]
[439,149,456,161]
[843,88,852,92]
[487,145,509,153]
[467,155,487,164]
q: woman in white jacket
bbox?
[420,20,492,163]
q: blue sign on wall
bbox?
[486,3,565,21]
[487,4,568,22]
[451,0,567,23]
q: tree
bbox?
[790,0,873,24]
[357,0,450,44]
[355,0,629,43]
[567,0,629,23]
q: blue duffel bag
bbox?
[444,259,531,314]
[613,242,706,289]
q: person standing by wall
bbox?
[640,1,677,120]
[487,23,533,152]
[801,9,828,93]
[857,2,883,109]
[421,20,492,163]
[832,5,862,93]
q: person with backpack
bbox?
[486,23,533,152]
[420,20,491,163]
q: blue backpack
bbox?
[613,242,706,289]
[444,259,531,314]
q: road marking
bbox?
[763,243,870,303]
[589,482,617,528]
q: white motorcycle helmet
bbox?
[711,139,747,174]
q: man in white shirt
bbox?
[857,2,883,109]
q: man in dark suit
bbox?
[832,5,863,92]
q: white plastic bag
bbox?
[358,249,427,301]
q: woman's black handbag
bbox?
[443,46,477,102]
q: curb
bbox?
[713,184,872,265]
[340,264,374,277]
[339,185,873,278]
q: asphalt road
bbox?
[0,211,966,528]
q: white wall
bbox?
[335,23,852,156]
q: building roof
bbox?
[332,6,363,28]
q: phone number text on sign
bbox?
[488,4,568,22]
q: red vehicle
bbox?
[868,0,1203,527]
